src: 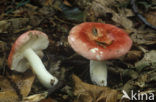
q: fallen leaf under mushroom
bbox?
[72,74,123,102]
[0,71,35,102]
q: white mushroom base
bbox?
[24,48,58,88]
[90,60,107,86]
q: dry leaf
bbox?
[40,97,57,102]
[90,0,134,30]
[22,92,48,102]
[135,50,156,71]
[10,71,35,97]
[131,32,156,45]
[145,11,156,26]
[124,50,143,63]
[43,0,54,6]
[0,18,30,33]
[0,71,35,102]
[63,0,72,7]
[0,20,11,33]
[0,41,6,69]
[72,74,123,102]
[0,77,19,102]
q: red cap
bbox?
[8,30,49,72]
[68,22,132,61]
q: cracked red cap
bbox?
[68,22,132,61]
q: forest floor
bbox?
[0,0,156,102]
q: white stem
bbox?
[90,60,107,86]
[23,48,58,88]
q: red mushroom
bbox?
[68,22,132,86]
[8,30,58,88]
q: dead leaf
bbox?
[131,32,156,45]
[40,97,57,102]
[72,74,123,102]
[43,0,54,6]
[145,11,156,26]
[134,74,148,88]
[0,20,11,33]
[63,0,72,7]
[22,92,48,102]
[124,50,143,63]
[135,50,156,71]
[11,71,35,97]
[146,70,156,83]
[87,0,134,30]
[0,77,19,102]
[0,71,35,102]
[0,41,7,69]
[0,18,30,33]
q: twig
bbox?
[130,0,156,30]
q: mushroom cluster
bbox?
[68,22,132,86]
[8,30,58,88]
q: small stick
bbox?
[130,0,156,30]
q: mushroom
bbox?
[68,22,132,86]
[8,30,58,88]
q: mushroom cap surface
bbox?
[68,22,132,61]
[8,30,49,72]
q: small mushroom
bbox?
[68,22,132,86]
[8,30,58,88]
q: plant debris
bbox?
[72,74,124,102]
[0,0,156,101]
[0,71,35,102]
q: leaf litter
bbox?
[0,71,35,102]
[72,74,124,102]
[0,0,156,102]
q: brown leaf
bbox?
[124,50,143,63]
[0,71,35,102]
[10,71,35,97]
[131,32,156,45]
[72,74,123,102]
[0,18,30,33]
[63,0,72,7]
[89,0,134,30]
[0,77,19,102]
[0,41,7,69]
[135,50,156,71]
[40,0,54,6]
[22,92,48,102]
[145,11,156,26]
[40,97,57,102]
